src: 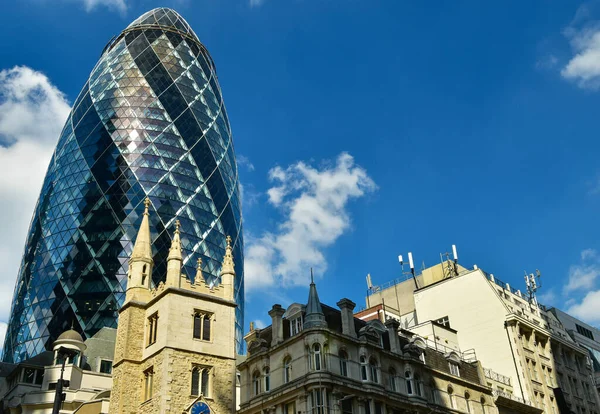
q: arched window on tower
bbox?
[252,370,261,396]
[313,343,322,371]
[284,356,292,383]
[389,367,398,392]
[405,369,414,395]
[360,356,368,381]
[264,366,270,392]
[339,350,348,377]
[369,357,379,383]
[142,264,147,285]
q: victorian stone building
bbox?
[362,259,600,414]
[109,199,238,413]
[238,277,540,414]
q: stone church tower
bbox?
[109,198,237,413]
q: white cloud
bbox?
[79,0,127,13]
[0,322,6,349]
[567,289,600,324]
[564,248,600,293]
[238,155,255,172]
[537,289,557,306]
[561,30,600,88]
[0,66,70,323]
[536,55,558,70]
[245,153,376,291]
[561,4,600,89]
[253,319,267,329]
[249,0,265,7]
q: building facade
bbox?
[238,279,540,414]
[0,327,116,413]
[109,199,237,413]
[548,308,600,396]
[2,7,244,364]
[362,260,600,414]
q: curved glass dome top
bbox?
[127,8,198,39]
[2,8,244,363]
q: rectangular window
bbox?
[22,368,35,384]
[291,316,303,336]
[147,313,158,346]
[203,316,211,341]
[374,401,383,414]
[311,388,327,414]
[341,398,353,414]
[192,311,212,341]
[576,324,595,340]
[99,359,113,374]
[34,369,44,385]
[144,368,154,401]
[284,402,296,414]
[193,314,202,339]
[449,362,460,376]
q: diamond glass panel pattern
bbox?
[2,8,244,363]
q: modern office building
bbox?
[239,280,540,414]
[361,259,600,414]
[548,308,600,395]
[2,8,244,363]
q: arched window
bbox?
[465,392,471,413]
[431,382,438,404]
[369,357,379,383]
[405,370,414,395]
[389,367,398,392]
[264,367,270,392]
[252,370,261,396]
[191,367,200,396]
[414,373,423,396]
[360,356,368,381]
[191,367,210,397]
[284,356,292,383]
[480,396,486,414]
[339,350,348,377]
[201,369,209,397]
[142,264,147,285]
[447,385,454,409]
[313,343,322,371]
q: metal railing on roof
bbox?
[484,368,511,386]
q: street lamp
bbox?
[52,346,77,414]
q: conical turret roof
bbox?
[304,271,327,329]
[131,198,153,263]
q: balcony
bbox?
[492,389,532,406]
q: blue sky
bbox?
[1,0,600,346]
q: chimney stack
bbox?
[337,298,357,338]
[269,304,285,346]
[385,318,402,354]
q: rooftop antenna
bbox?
[524,269,542,302]
[440,244,459,278]
[452,244,459,276]
[408,252,418,289]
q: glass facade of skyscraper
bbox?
[2,8,244,363]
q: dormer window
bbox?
[449,362,460,376]
[290,316,303,336]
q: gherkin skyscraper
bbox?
[2,8,244,363]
